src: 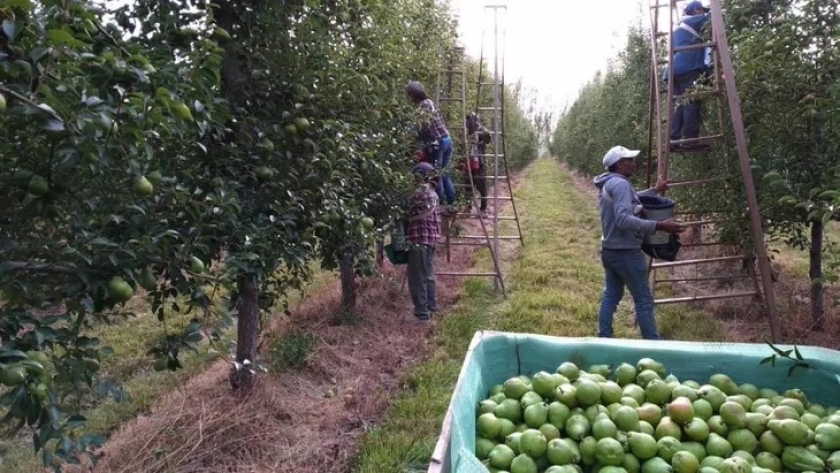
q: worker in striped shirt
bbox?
[406,162,441,321]
[405,81,456,209]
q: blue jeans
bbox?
[670,70,703,141]
[597,249,660,340]
[430,137,455,206]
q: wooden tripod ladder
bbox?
[646,0,782,342]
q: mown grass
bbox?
[0,267,334,473]
[353,157,726,472]
[768,223,840,279]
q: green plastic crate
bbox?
[428,331,840,473]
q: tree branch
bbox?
[1,261,86,276]
[93,21,133,58]
[0,83,65,123]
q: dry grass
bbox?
[86,174,521,473]
[96,386,299,473]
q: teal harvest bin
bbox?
[427,331,840,473]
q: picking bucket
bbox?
[385,219,410,265]
[639,195,675,245]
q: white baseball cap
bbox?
[602,145,641,170]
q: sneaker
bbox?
[414,313,431,321]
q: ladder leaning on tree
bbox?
[645,0,782,342]
[434,5,523,296]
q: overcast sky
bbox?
[449,0,655,117]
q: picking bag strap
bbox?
[678,22,703,40]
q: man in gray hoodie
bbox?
[593,146,685,339]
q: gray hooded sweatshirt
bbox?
[593,172,658,250]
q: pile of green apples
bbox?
[473,358,840,473]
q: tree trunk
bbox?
[809,220,824,328]
[229,274,260,393]
[339,245,356,316]
[375,237,385,268]
[216,2,249,109]
[216,1,259,393]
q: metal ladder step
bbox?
[437,271,500,277]
[446,241,499,247]
[651,254,750,269]
[450,235,522,240]
[453,174,512,180]
[668,176,728,188]
[679,242,735,248]
[452,213,518,221]
[654,291,760,305]
[670,134,724,147]
[655,274,752,283]
[677,218,720,226]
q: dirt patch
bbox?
[562,161,839,348]
[90,167,529,473]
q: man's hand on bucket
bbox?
[656,219,687,234]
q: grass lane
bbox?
[354,157,724,472]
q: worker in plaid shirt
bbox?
[406,162,441,321]
[405,80,456,209]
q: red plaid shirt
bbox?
[407,183,440,247]
[417,99,449,143]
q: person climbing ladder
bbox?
[462,113,490,215]
[665,0,712,152]
[405,81,456,209]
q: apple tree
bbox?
[0,0,235,466]
[112,0,476,375]
[727,0,840,326]
[551,25,651,178]
[284,0,456,315]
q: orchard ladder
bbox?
[646,0,782,342]
[434,18,507,295]
[437,5,524,294]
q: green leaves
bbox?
[46,29,85,48]
[1,0,230,464]
[760,340,813,378]
[2,19,17,42]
